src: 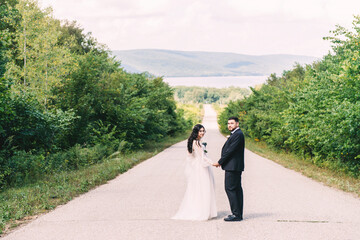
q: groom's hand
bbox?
[212,162,221,167]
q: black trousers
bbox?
[225,171,243,218]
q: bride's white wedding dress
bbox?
[172,140,217,221]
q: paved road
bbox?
[3,105,360,240]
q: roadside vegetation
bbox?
[174,86,250,104]
[0,0,203,234]
[217,16,360,196]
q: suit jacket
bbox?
[218,128,245,171]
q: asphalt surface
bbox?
[3,104,360,240]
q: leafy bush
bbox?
[176,103,204,128]
[0,0,192,190]
[1,89,78,152]
[174,86,250,104]
[219,17,360,177]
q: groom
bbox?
[213,116,245,222]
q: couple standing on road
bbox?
[172,116,245,222]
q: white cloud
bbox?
[40,0,360,57]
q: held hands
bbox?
[212,162,221,168]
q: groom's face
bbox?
[227,120,239,131]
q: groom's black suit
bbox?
[218,128,245,218]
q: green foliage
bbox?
[282,18,360,174]
[219,64,307,140]
[219,16,360,177]
[174,86,250,104]
[0,0,20,78]
[176,103,204,127]
[57,20,100,55]
[52,51,182,148]
[0,78,13,138]
[0,130,190,235]
[0,0,192,191]
[0,90,78,152]
[218,100,246,134]
[4,0,77,106]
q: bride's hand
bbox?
[212,162,220,167]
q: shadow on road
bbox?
[216,211,231,218]
[215,211,274,220]
[244,212,274,220]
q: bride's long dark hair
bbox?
[187,124,205,153]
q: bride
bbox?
[172,124,217,221]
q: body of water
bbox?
[164,76,268,88]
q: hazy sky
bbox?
[40,0,360,57]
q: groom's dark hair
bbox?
[228,116,239,122]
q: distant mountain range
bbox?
[112,49,318,77]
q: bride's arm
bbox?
[193,141,213,167]
[203,152,214,165]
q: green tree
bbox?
[0,0,20,77]
[0,0,191,191]
[174,86,250,104]
[5,0,76,107]
[220,16,360,177]
[57,20,101,55]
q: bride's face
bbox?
[198,128,205,139]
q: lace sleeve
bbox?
[193,141,213,167]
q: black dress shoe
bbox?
[224,215,243,221]
[227,214,243,218]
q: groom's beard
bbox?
[228,125,239,132]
